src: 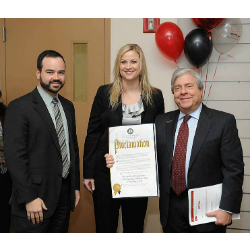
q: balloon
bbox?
[211,18,242,54]
[155,22,184,61]
[192,18,225,34]
[184,28,213,68]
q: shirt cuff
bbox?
[220,208,233,214]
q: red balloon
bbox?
[192,18,225,33]
[155,22,184,61]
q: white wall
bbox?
[111,18,250,233]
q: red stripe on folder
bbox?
[191,191,194,222]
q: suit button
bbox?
[58,173,62,177]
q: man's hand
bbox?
[104,154,115,168]
[75,190,80,208]
[26,198,47,224]
[83,179,95,193]
[206,209,232,226]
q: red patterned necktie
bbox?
[171,115,191,196]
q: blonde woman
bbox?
[83,44,164,233]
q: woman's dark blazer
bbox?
[83,84,164,184]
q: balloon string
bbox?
[206,53,221,105]
[174,60,179,68]
[203,60,210,97]
[225,53,235,60]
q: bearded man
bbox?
[5,50,80,233]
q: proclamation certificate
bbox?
[109,123,158,198]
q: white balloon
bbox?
[212,18,242,54]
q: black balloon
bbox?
[184,28,213,68]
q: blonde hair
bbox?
[109,44,154,109]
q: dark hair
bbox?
[37,50,65,72]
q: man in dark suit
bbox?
[156,68,244,233]
[4,50,80,233]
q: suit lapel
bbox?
[59,96,72,135]
[166,111,179,171]
[32,88,61,154]
[59,96,74,159]
[141,98,147,122]
[116,94,123,122]
[189,104,213,169]
[117,102,123,121]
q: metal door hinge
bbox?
[3,27,6,42]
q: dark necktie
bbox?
[52,97,70,178]
[171,115,191,195]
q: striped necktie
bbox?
[52,97,70,178]
[171,115,191,195]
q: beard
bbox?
[39,77,65,94]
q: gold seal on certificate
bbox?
[109,124,159,198]
[113,183,121,195]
